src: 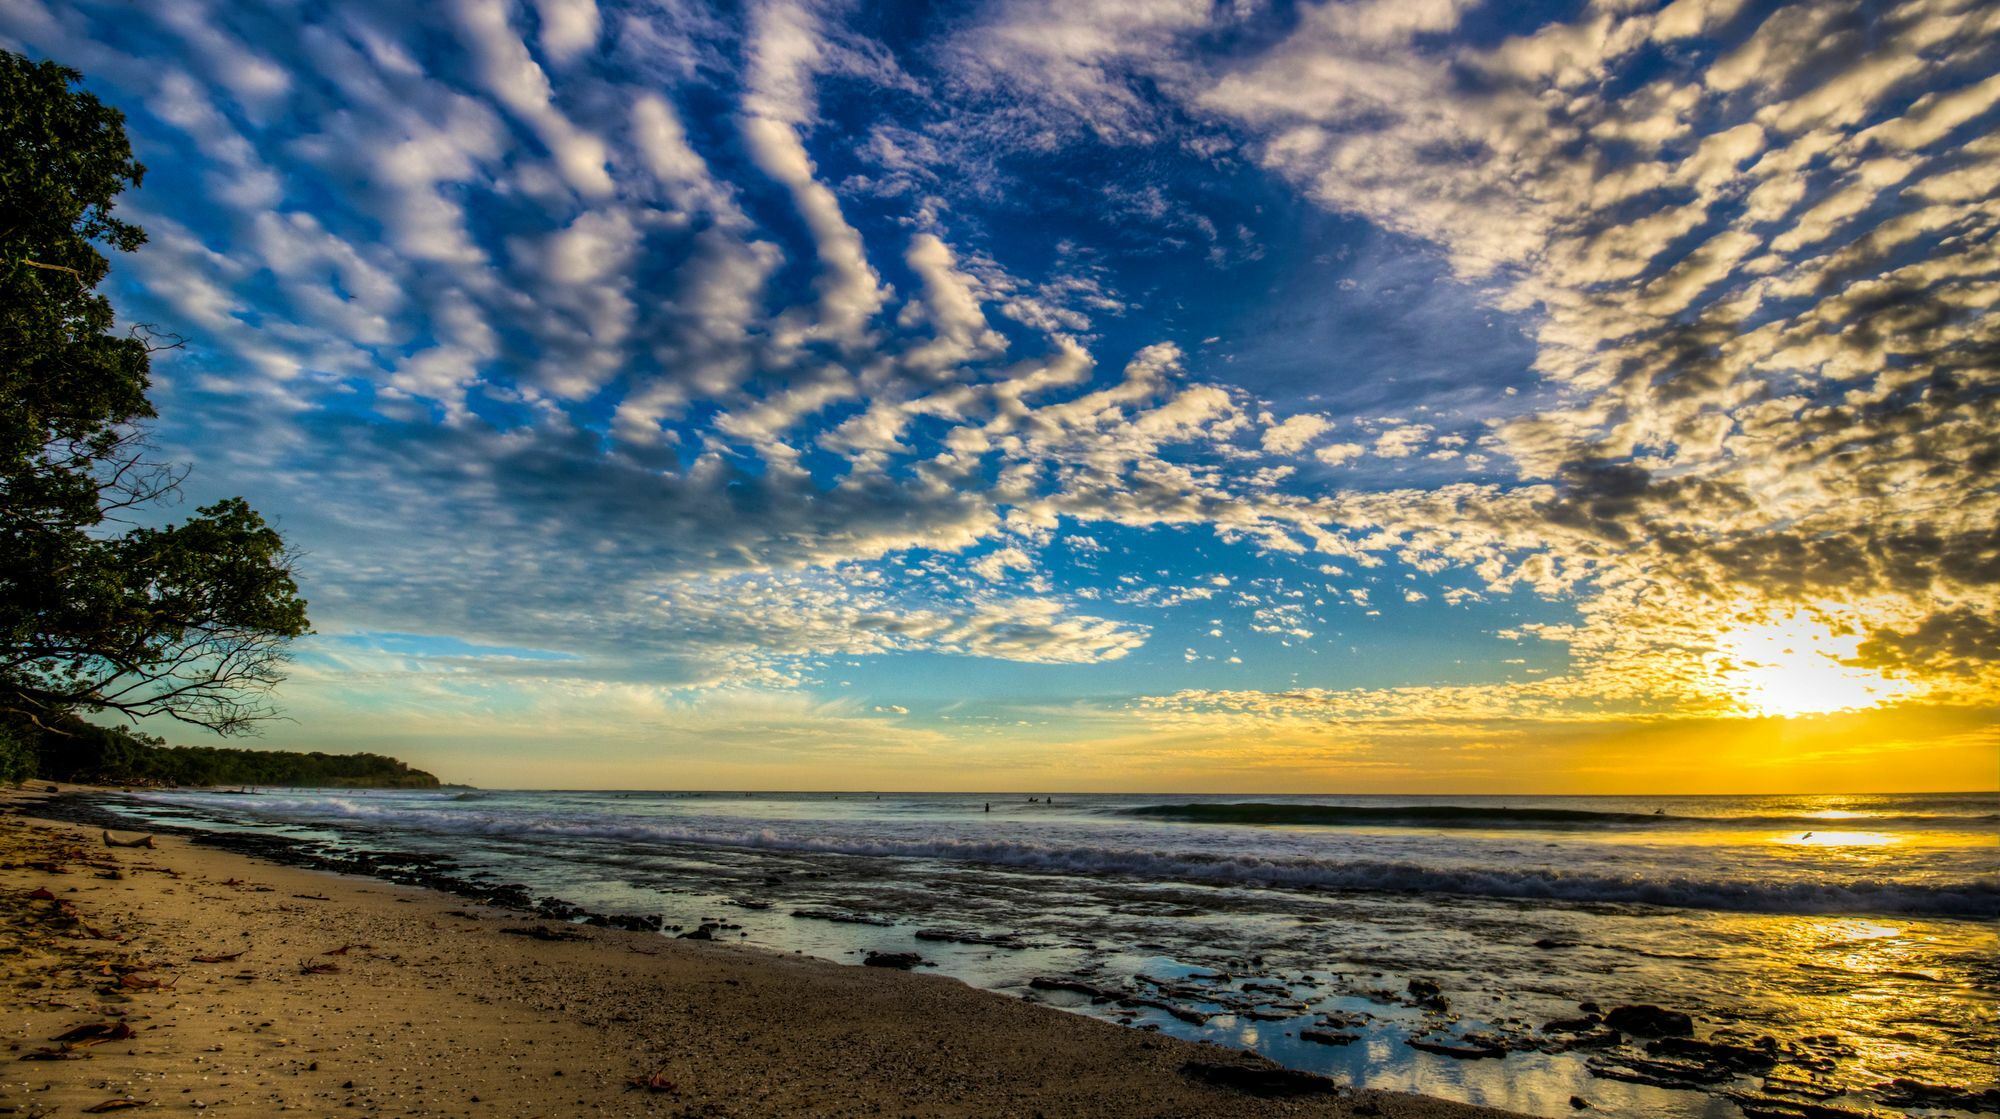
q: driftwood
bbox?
[102,830,155,849]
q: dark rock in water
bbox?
[1723,1093,1878,1119]
[1029,976,1107,997]
[1180,1060,1340,1098]
[731,898,773,910]
[1569,1097,1590,1110]
[1119,997,1210,1025]
[1577,1001,1601,1013]
[1300,1029,1359,1046]
[1551,1029,1622,1051]
[1535,938,1579,949]
[1541,1016,1603,1033]
[913,928,1025,949]
[863,951,923,969]
[1589,1055,1732,1089]
[1240,980,1290,995]
[790,908,892,927]
[1405,977,1449,1011]
[1759,1073,1842,1101]
[1647,1035,1777,1072]
[1874,1078,2000,1113]
[678,925,714,940]
[1602,1004,1694,1037]
[596,913,663,933]
[1408,1037,1507,1060]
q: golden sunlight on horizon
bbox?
[1707,612,1916,719]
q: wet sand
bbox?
[1,790,1528,1118]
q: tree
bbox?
[1,50,309,742]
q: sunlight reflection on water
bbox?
[1772,830,1898,847]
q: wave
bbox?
[129,793,2000,919]
[1120,802,2000,830]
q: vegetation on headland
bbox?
[0,711,437,788]
[2,52,311,773]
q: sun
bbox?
[1706,612,1915,718]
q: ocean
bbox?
[105,789,1999,1118]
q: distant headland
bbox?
[4,715,439,789]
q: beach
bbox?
[0,791,1522,1119]
[48,785,1998,1119]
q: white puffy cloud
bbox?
[1261,412,1333,454]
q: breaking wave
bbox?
[135,793,2000,919]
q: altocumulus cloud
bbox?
[3,0,1995,751]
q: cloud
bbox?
[1261,412,1333,454]
[6,0,1994,768]
[1313,442,1365,467]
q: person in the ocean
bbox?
[983,803,990,813]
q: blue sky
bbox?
[6,0,1997,790]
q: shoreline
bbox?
[2,788,1525,1118]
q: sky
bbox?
[5,0,1997,792]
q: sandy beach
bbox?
[1,791,1526,1119]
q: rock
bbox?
[1759,1073,1842,1101]
[1139,1000,1212,1025]
[1873,1078,2000,1113]
[1588,1055,1732,1089]
[1405,978,1448,1011]
[1722,1093,1877,1119]
[1602,1004,1694,1037]
[1180,1060,1340,1098]
[914,928,1024,949]
[1541,1016,1602,1033]
[1550,1029,1622,1051]
[862,951,923,969]
[677,925,713,941]
[1569,1097,1590,1110]
[1535,938,1579,949]
[790,908,892,926]
[1646,1035,1776,1072]
[1408,1037,1507,1060]
[1299,1029,1359,1046]
[1028,976,1106,996]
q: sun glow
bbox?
[1707,612,1915,718]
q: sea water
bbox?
[113,790,1999,1118]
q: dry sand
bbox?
[2,791,1528,1118]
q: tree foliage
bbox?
[1,50,309,740]
[25,714,439,788]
